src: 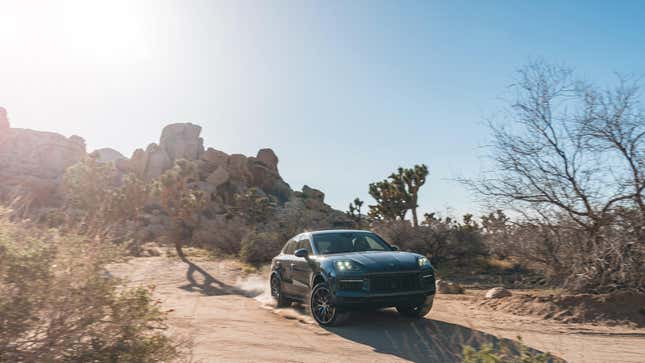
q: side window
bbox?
[300,238,313,254]
[283,240,297,255]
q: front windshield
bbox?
[313,232,392,255]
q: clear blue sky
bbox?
[1,0,644,218]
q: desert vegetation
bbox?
[462,337,553,363]
[0,213,180,362]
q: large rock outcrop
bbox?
[0,108,86,212]
[121,123,205,181]
[0,112,353,236]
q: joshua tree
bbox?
[390,164,429,227]
[155,159,205,261]
[368,180,408,221]
[346,197,365,226]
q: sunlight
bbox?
[61,0,150,64]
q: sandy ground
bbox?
[109,256,645,363]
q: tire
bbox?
[309,283,349,326]
[270,274,291,308]
[396,295,434,318]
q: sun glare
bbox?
[61,0,150,64]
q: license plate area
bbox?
[370,273,420,293]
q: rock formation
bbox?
[0,108,86,213]
[0,111,353,237]
[113,123,205,181]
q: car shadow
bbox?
[324,309,556,363]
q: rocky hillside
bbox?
[0,107,351,243]
[0,107,86,215]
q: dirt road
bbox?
[109,256,645,363]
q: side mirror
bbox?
[294,248,309,259]
[391,245,399,251]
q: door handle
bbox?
[290,263,295,271]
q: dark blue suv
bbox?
[269,230,436,326]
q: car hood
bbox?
[326,251,422,273]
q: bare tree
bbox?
[466,61,644,292]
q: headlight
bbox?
[418,257,431,268]
[334,260,361,272]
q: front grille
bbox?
[338,280,364,291]
[370,273,420,293]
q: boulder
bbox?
[114,158,132,173]
[436,279,465,294]
[142,143,172,181]
[247,157,291,203]
[91,148,126,163]
[207,166,230,187]
[485,287,512,299]
[202,147,229,168]
[257,148,279,173]
[125,123,205,181]
[159,123,204,161]
[228,154,251,183]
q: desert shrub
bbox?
[194,216,249,255]
[448,214,487,260]
[373,220,429,252]
[240,231,282,264]
[373,214,487,265]
[0,219,180,362]
[234,187,276,225]
[462,338,552,363]
[498,213,645,292]
[63,156,150,235]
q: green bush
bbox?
[239,231,282,264]
[0,219,180,362]
[462,337,552,363]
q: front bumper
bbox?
[332,290,435,309]
[329,270,436,308]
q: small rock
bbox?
[485,287,512,299]
[146,247,163,257]
[436,279,464,294]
